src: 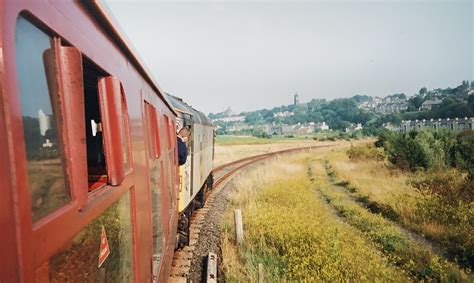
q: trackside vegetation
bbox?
[319,162,467,281]
[221,154,408,281]
[221,139,472,281]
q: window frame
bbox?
[144,101,162,159]
[164,115,172,150]
[97,76,133,186]
[15,16,89,215]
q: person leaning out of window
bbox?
[177,127,190,166]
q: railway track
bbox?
[169,145,325,282]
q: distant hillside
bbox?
[209,80,474,132]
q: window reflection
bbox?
[15,16,69,222]
[49,191,134,282]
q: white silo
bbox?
[38,109,51,136]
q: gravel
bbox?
[188,177,237,282]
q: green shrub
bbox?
[410,169,472,204]
[347,146,385,161]
[455,131,474,179]
[385,133,428,171]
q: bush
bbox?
[413,194,474,268]
[455,131,474,179]
[410,169,470,204]
[346,146,385,161]
[385,133,428,171]
[379,129,474,174]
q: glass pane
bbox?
[145,102,156,158]
[150,160,163,278]
[49,191,134,282]
[164,116,171,150]
[144,102,164,276]
[15,16,69,222]
[120,96,130,171]
[168,153,174,214]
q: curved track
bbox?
[169,145,325,282]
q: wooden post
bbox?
[234,209,244,245]
[258,263,264,283]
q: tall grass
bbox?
[314,161,468,281]
[221,154,408,281]
[213,138,367,167]
[328,145,474,270]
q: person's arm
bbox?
[177,138,187,165]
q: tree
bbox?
[352,95,372,103]
[385,133,428,171]
[388,93,406,100]
[245,112,264,125]
[419,87,428,95]
[455,131,474,179]
[408,96,424,110]
[468,94,474,112]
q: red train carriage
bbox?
[0,1,182,281]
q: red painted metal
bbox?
[43,40,88,208]
[0,1,22,281]
[0,1,180,282]
[98,76,126,186]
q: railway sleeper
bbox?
[176,177,212,249]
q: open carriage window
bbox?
[97,76,131,187]
[83,57,108,190]
[83,59,132,190]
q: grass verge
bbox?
[314,160,469,281]
[221,154,408,281]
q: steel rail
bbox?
[169,144,329,281]
[212,145,328,187]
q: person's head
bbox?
[178,127,191,141]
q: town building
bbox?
[345,123,363,132]
[273,111,294,118]
[420,99,443,111]
[400,117,474,132]
[212,115,246,123]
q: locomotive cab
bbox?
[166,94,214,248]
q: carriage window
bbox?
[120,91,131,171]
[143,102,164,276]
[49,191,133,281]
[164,115,172,150]
[83,57,108,190]
[15,16,70,222]
[144,102,161,159]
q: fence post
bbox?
[258,263,264,283]
[234,209,244,245]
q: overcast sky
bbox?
[105,0,473,114]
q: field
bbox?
[213,134,364,167]
[218,139,471,281]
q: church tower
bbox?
[294,92,299,105]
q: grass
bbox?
[327,145,474,270]
[220,152,409,281]
[313,161,468,281]
[215,132,349,146]
[218,141,471,281]
[213,136,368,167]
